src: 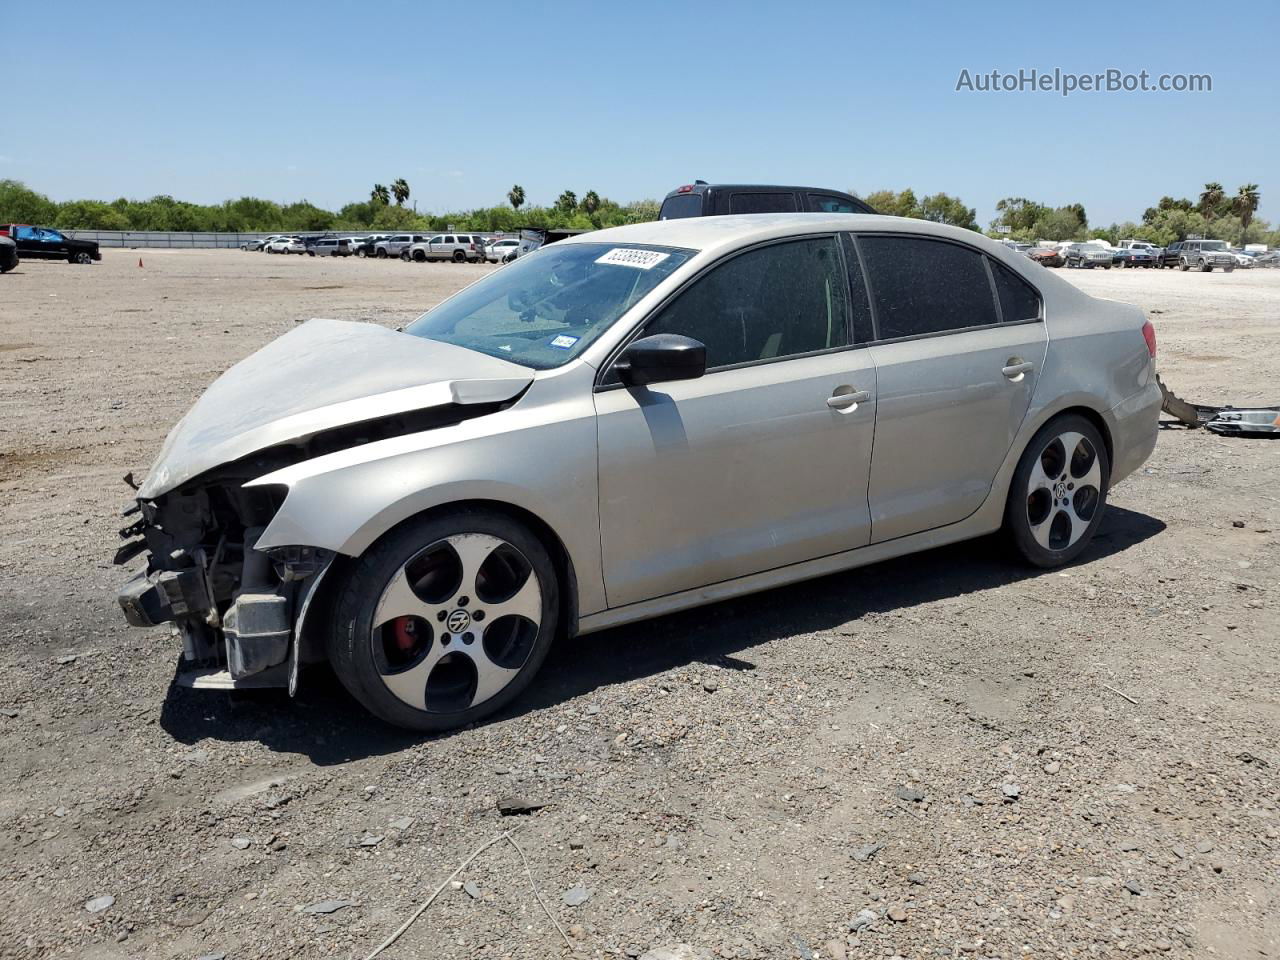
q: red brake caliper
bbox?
[391,616,418,653]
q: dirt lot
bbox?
[1,250,1277,960]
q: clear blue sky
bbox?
[5,0,1276,226]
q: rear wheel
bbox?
[328,510,559,732]
[1005,414,1110,568]
[452,250,466,263]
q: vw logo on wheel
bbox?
[446,609,472,633]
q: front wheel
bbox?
[357,248,367,258]
[376,248,387,259]
[72,252,93,264]
[1179,258,1189,271]
[1005,414,1110,568]
[328,510,560,732]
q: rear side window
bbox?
[644,236,849,368]
[659,193,703,219]
[857,235,999,339]
[728,192,798,214]
[810,194,859,213]
[989,260,1042,323]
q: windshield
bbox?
[404,242,694,369]
[1201,241,1228,251]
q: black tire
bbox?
[413,250,427,263]
[1005,414,1110,568]
[308,251,316,257]
[452,250,465,263]
[328,509,560,732]
[357,248,368,258]
[376,248,387,259]
[1225,265,1234,273]
[1179,259,1189,271]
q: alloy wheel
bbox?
[371,533,542,713]
[1025,430,1103,552]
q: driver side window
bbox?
[643,236,850,369]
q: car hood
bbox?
[139,318,533,499]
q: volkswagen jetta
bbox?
[116,214,1161,731]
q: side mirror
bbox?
[615,334,706,387]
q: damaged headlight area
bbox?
[115,457,333,688]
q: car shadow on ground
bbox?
[158,505,1164,764]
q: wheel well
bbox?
[1052,405,1114,471]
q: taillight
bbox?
[1141,319,1157,357]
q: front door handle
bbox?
[827,388,871,410]
[1002,359,1034,380]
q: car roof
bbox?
[559,213,995,258]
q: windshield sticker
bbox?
[550,334,579,349]
[595,248,670,270]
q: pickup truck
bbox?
[0,235,17,272]
[0,224,101,264]
[659,182,876,219]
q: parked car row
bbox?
[1011,236,1269,274]
[242,232,521,263]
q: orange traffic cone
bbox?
[138,257,144,268]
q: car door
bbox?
[851,233,1047,543]
[594,234,878,607]
[41,228,69,258]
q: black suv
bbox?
[0,224,101,264]
[659,182,876,219]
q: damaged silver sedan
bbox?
[117,214,1161,731]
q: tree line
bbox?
[986,183,1270,247]
[0,177,1269,247]
[0,179,658,235]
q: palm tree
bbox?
[371,183,390,205]
[1233,184,1261,230]
[556,190,577,213]
[391,179,410,206]
[508,185,525,210]
[1198,182,1225,218]
[582,190,601,215]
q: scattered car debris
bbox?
[303,899,354,915]
[1205,408,1280,437]
[497,796,547,816]
[1159,375,1279,436]
[462,880,481,899]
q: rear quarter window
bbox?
[857,235,999,339]
[728,192,798,214]
[989,259,1042,323]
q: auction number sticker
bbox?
[595,248,670,270]
[550,334,579,349]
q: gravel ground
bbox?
[1,250,1277,960]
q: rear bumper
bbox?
[1107,380,1161,486]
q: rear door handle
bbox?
[1002,360,1034,380]
[827,389,871,410]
